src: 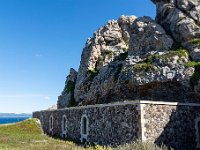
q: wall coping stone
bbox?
[33,100,200,113]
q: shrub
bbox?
[68,97,77,107]
[63,80,75,94]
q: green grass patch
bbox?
[0,119,169,150]
[190,38,200,45]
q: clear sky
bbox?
[0,0,155,114]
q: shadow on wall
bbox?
[154,105,200,150]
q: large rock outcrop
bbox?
[57,0,200,107]
[152,0,200,61]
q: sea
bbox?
[0,117,30,125]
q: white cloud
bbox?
[35,54,43,57]
[44,96,51,100]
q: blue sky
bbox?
[0,0,155,113]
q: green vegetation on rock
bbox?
[185,61,200,68]
[64,80,75,94]
[145,54,160,64]
[190,38,200,45]
[0,119,168,150]
[105,50,115,59]
[161,48,188,60]
[68,97,77,108]
[88,68,99,81]
[134,63,154,71]
[118,51,128,61]
[185,61,200,89]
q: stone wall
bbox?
[33,102,140,146]
[142,102,200,150]
[33,101,200,149]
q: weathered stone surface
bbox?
[143,103,200,150]
[74,16,136,103]
[183,40,200,61]
[57,68,77,109]
[129,16,173,59]
[152,0,200,61]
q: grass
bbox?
[0,119,168,150]
[0,118,85,150]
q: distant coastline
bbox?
[0,113,32,118]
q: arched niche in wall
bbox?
[49,114,53,134]
[80,114,89,143]
[61,115,67,138]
